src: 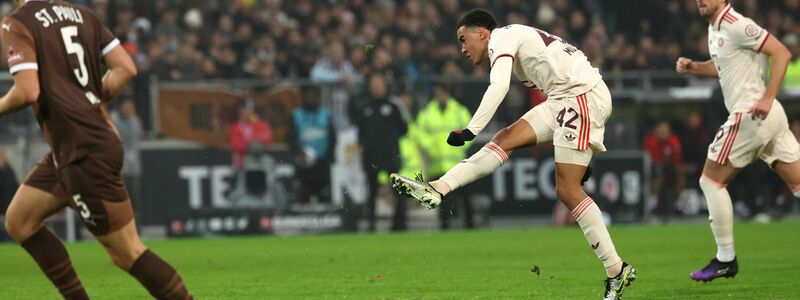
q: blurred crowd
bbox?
[1,0,800,227]
[1,0,798,82]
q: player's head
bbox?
[696,0,728,18]
[456,8,497,65]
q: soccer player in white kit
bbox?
[390,9,636,299]
[676,0,800,282]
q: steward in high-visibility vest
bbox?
[416,95,472,177]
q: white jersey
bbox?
[708,4,771,113]
[488,24,602,99]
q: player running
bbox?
[676,0,800,282]
[1,1,192,299]
[390,9,636,299]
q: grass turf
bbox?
[1,220,799,299]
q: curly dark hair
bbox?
[457,8,497,31]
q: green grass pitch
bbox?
[1,220,799,299]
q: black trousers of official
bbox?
[433,173,474,230]
[365,168,406,232]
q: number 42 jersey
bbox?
[1,0,122,165]
[488,24,602,100]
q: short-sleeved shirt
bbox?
[1,0,121,166]
[707,4,771,113]
[487,24,603,100]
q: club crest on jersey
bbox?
[7,46,23,64]
[717,38,724,47]
[745,25,759,37]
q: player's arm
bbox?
[676,58,718,78]
[448,57,513,146]
[0,18,39,117]
[748,34,791,119]
[0,71,39,117]
[101,46,137,101]
[758,35,791,102]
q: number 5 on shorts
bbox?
[72,194,91,219]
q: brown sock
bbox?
[20,227,89,300]
[129,249,193,300]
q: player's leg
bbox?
[430,118,539,195]
[554,149,626,275]
[391,104,551,208]
[59,154,193,299]
[73,195,193,299]
[762,120,800,198]
[698,159,740,258]
[5,185,89,300]
[6,154,90,299]
[691,112,758,282]
[93,217,193,300]
[773,160,800,196]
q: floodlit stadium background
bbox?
[1,1,800,298]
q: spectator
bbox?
[311,40,359,131]
[111,99,144,220]
[679,112,712,189]
[310,41,357,83]
[643,120,683,223]
[355,73,408,232]
[415,86,473,230]
[289,87,336,204]
[229,104,274,171]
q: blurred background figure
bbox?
[355,72,407,232]
[643,120,682,223]
[783,34,800,88]
[0,147,18,242]
[416,85,473,230]
[679,112,711,191]
[112,98,144,220]
[396,91,423,181]
[290,87,336,205]
[228,103,274,203]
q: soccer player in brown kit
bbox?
[0,1,193,299]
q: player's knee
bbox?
[104,243,146,271]
[490,127,512,145]
[555,183,579,202]
[699,176,724,194]
[3,211,37,242]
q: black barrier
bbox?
[463,146,646,223]
[140,146,647,234]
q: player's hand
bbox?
[748,97,774,120]
[447,129,475,146]
[676,57,693,74]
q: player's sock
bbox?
[434,142,508,196]
[572,197,622,278]
[699,175,735,262]
[129,249,193,300]
[792,185,800,199]
[20,227,89,300]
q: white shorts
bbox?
[522,81,613,159]
[707,101,800,168]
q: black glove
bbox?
[447,129,475,146]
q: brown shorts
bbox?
[24,151,132,235]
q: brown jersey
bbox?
[1,0,122,166]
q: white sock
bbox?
[572,197,622,277]
[433,142,508,196]
[699,176,735,262]
[792,185,800,199]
